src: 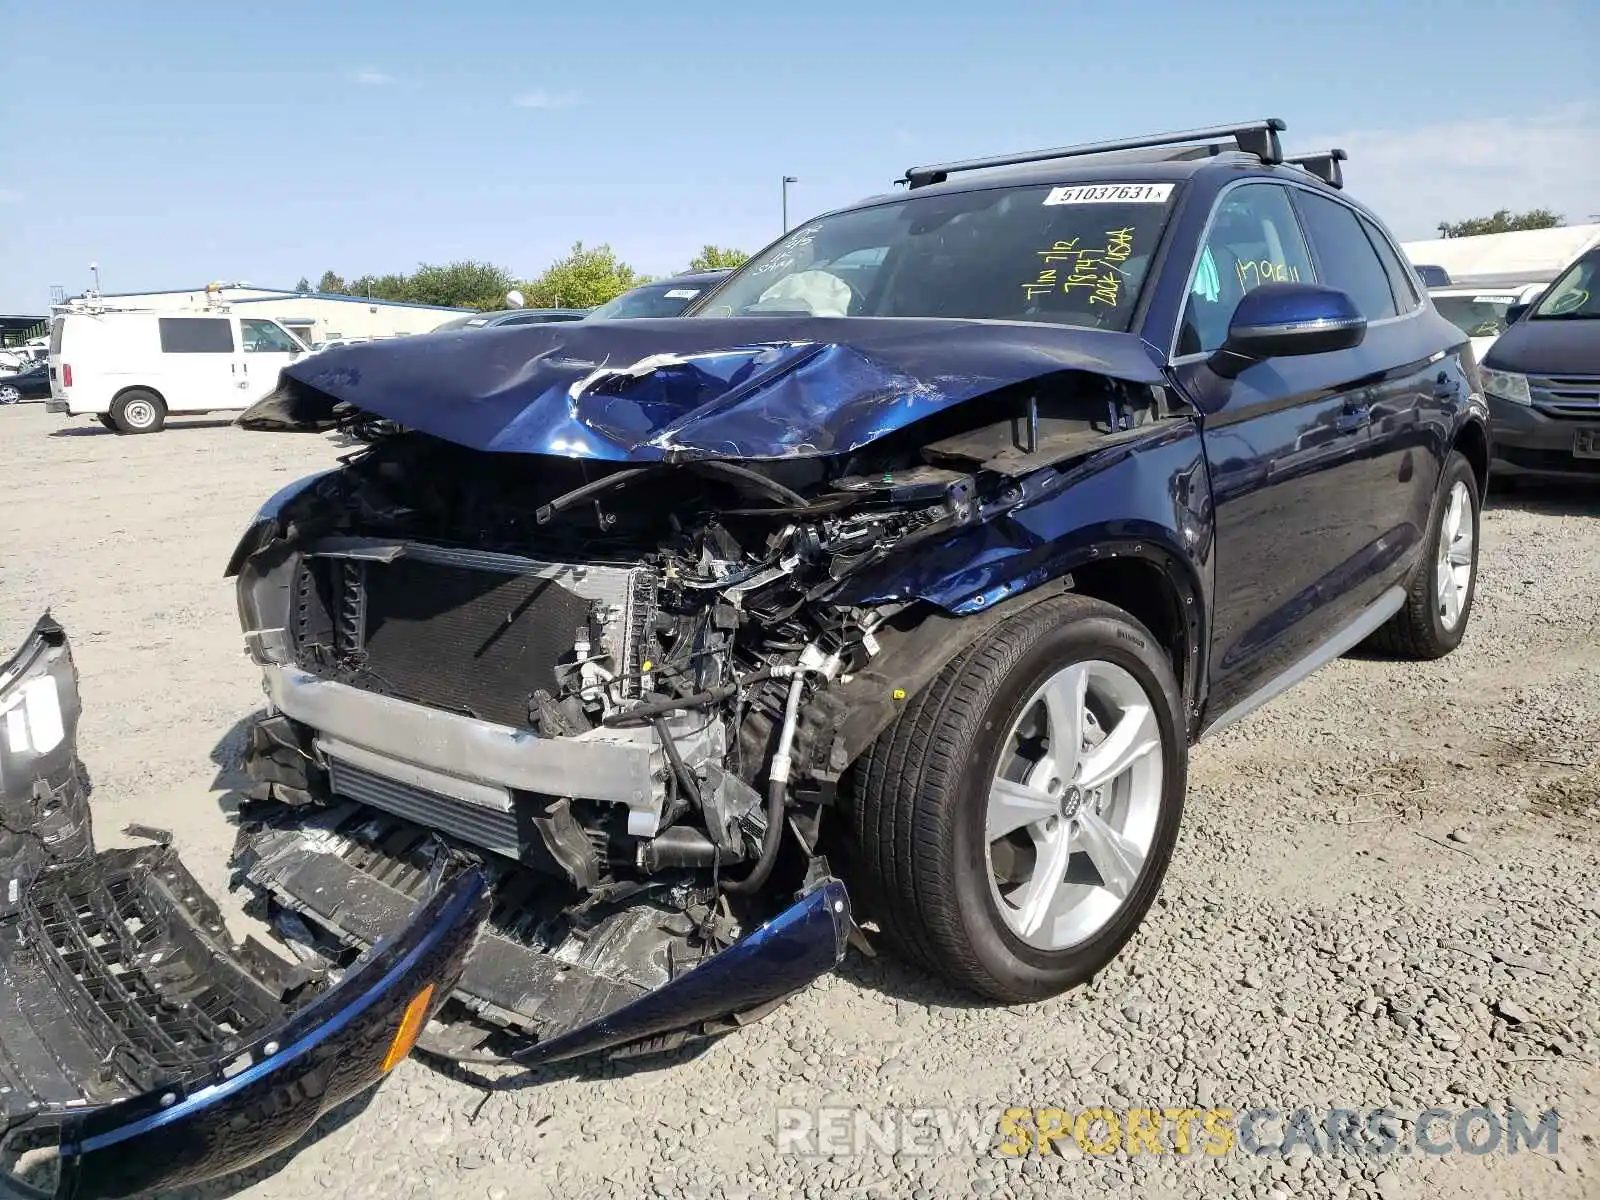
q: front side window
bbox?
[1296,192,1399,321]
[693,181,1179,330]
[1532,251,1600,319]
[1178,184,1316,355]
[240,319,300,352]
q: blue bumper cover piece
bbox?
[517,878,852,1065]
[52,868,488,1200]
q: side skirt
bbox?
[1199,586,1405,738]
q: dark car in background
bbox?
[1480,246,1600,482]
[0,358,52,405]
[432,307,588,331]
[585,269,733,320]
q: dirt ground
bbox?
[2,403,1596,1200]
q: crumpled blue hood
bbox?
[242,316,1164,461]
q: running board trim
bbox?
[1200,586,1405,738]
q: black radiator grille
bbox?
[351,557,594,729]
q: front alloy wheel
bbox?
[0,385,19,405]
[986,660,1162,951]
[851,593,1187,1002]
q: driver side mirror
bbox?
[1210,283,1366,379]
[1504,302,1530,326]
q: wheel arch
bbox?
[111,383,167,409]
[795,536,1209,788]
[1451,415,1490,499]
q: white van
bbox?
[46,309,308,433]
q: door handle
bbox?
[1335,405,1371,433]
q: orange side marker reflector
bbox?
[381,983,436,1073]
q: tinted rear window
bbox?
[49,317,65,354]
[1296,193,1398,320]
[159,317,234,353]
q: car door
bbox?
[237,318,306,404]
[155,315,236,411]
[1292,190,1453,580]
[1166,182,1382,721]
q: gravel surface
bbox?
[2,404,1596,1199]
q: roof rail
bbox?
[902,118,1287,189]
[1285,148,1347,190]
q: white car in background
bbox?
[1429,283,1545,361]
[46,309,308,433]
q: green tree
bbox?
[294,276,312,293]
[348,272,413,302]
[687,245,749,271]
[407,261,518,310]
[524,242,647,309]
[1437,208,1564,238]
[316,270,347,294]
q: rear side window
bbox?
[49,317,65,354]
[1296,193,1398,320]
[159,317,234,353]
[1360,215,1420,312]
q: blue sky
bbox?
[3,0,1596,312]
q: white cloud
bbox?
[512,89,579,109]
[352,68,394,86]
[1306,104,1600,240]
[0,187,20,204]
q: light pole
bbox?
[782,176,798,232]
[89,262,101,293]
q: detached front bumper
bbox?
[1,616,490,1200]
[1487,396,1600,481]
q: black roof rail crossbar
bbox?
[902,118,1287,188]
[1285,148,1348,189]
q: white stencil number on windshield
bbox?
[1044,183,1174,206]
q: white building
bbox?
[1401,224,1600,288]
[61,283,471,345]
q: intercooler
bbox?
[291,540,655,732]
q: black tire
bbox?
[109,389,166,434]
[96,414,118,431]
[1368,451,1480,659]
[0,385,20,406]
[848,594,1187,1002]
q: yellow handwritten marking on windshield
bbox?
[1021,228,1139,307]
[1235,260,1301,291]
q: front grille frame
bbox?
[291,538,656,731]
[1529,373,1600,419]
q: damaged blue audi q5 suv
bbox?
[212,119,1489,1068]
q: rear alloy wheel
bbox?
[851,594,1187,1002]
[109,389,166,434]
[1368,450,1480,659]
[0,385,20,405]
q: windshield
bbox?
[589,281,715,320]
[1533,251,1600,319]
[691,181,1178,330]
[1432,293,1522,339]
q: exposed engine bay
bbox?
[231,365,1176,1056]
